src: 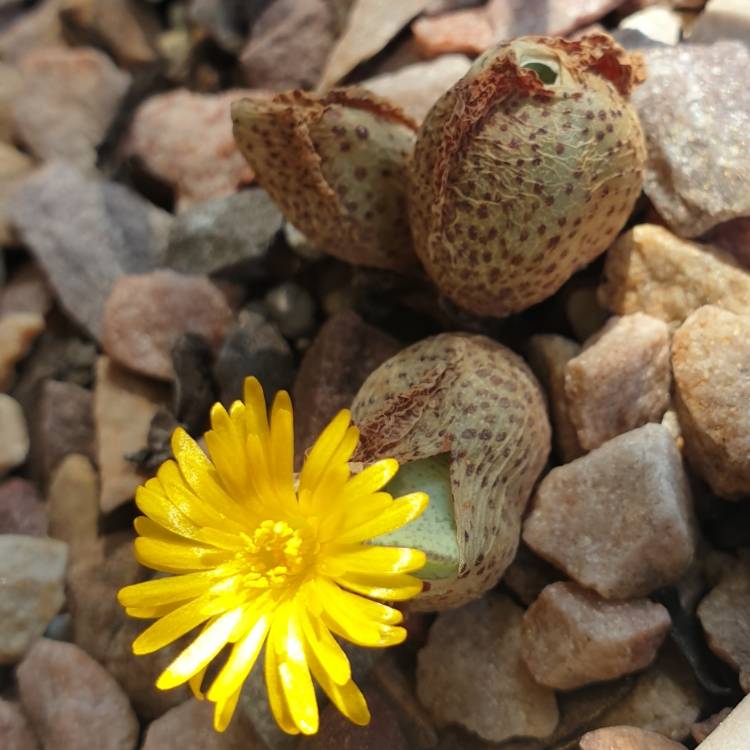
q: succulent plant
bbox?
[232,89,418,271]
[408,33,647,317]
[351,333,551,610]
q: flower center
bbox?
[239,520,316,589]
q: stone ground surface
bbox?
[0,1,748,750]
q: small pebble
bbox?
[0,393,29,476]
[263,281,316,339]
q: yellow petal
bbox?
[125,603,179,619]
[213,686,242,732]
[297,600,351,686]
[134,535,227,574]
[189,666,207,700]
[318,491,393,543]
[118,570,220,609]
[325,544,426,575]
[334,492,429,544]
[135,485,202,541]
[272,607,319,735]
[298,410,351,496]
[208,613,270,702]
[338,459,399,503]
[265,625,300,735]
[244,376,270,446]
[269,391,295,496]
[335,571,424,602]
[156,608,243,689]
[132,594,229,655]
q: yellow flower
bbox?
[117,377,428,735]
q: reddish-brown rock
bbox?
[521,582,670,690]
[523,424,696,599]
[672,306,750,499]
[101,270,233,381]
[565,313,671,451]
[0,699,38,750]
[0,479,47,537]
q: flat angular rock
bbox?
[580,726,687,749]
[0,535,67,664]
[527,334,583,463]
[94,356,169,512]
[13,46,130,173]
[292,310,400,461]
[672,306,750,499]
[0,312,45,391]
[523,424,696,599]
[633,41,750,237]
[17,638,139,750]
[47,454,99,562]
[0,393,28,476]
[60,0,161,68]
[102,270,233,381]
[319,0,433,89]
[593,646,701,741]
[362,54,471,124]
[619,5,683,44]
[695,695,750,750]
[521,582,670,690]
[125,89,258,210]
[411,0,626,57]
[697,550,750,692]
[565,314,671,451]
[690,708,732,744]
[240,0,337,90]
[141,698,265,750]
[27,379,95,487]
[0,478,47,537]
[215,309,294,407]
[165,190,282,278]
[599,225,750,328]
[7,162,169,339]
[689,0,750,46]
[416,595,559,743]
[0,699,38,750]
[68,534,187,718]
[0,143,35,245]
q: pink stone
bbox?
[565,313,671,451]
[0,478,47,537]
[523,424,696,599]
[125,89,260,210]
[0,699,37,750]
[101,270,233,381]
[521,582,670,690]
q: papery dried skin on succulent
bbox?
[232,89,418,271]
[408,33,646,317]
[351,333,551,610]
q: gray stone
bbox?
[7,162,169,339]
[416,595,559,743]
[165,189,282,278]
[215,309,294,406]
[0,143,34,246]
[0,478,47,537]
[263,281,316,338]
[101,270,233,381]
[633,41,750,237]
[523,424,696,599]
[17,638,139,750]
[188,0,268,53]
[521,582,671,690]
[13,46,131,174]
[0,699,38,750]
[0,393,28,476]
[0,535,67,664]
[689,0,750,45]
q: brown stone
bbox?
[0,699,38,750]
[527,334,583,463]
[0,478,47,537]
[13,46,130,173]
[565,314,671,451]
[141,698,265,750]
[67,534,187,718]
[502,544,562,607]
[523,424,696,599]
[416,595,558,743]
[599,225,750,328]
[125,89,258,210]
[27,380,95,488]
[47,454,99,563]
[0,63,23,143]
[17,638,139,750]
[694,695,750,750]
[580,726,687,749]
[0,143,35,245]
[0,264,53,318]
[101,270,233,381]
[0,394,29,476]
[697,550,750,692]
[691,708,732,744]
[94,356,169,512]
[593,646,701,741]
[0,0,65,63]
[293,310,400,463]
[672,306,750,499]
[0,313,45,391]
[521,582,670,690]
